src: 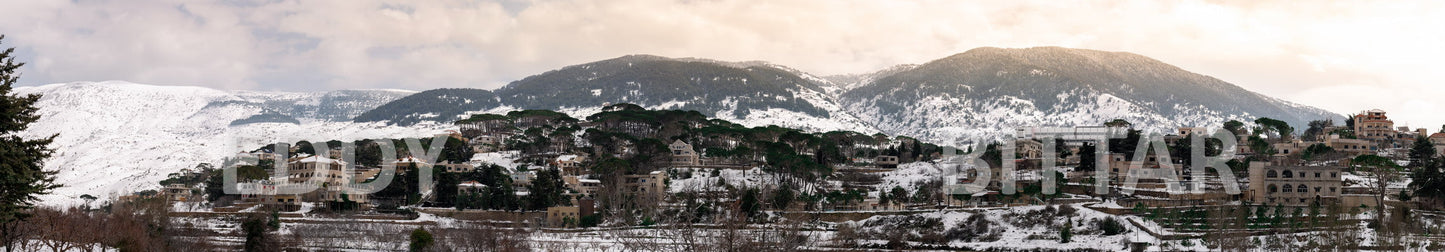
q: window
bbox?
[1315,172,1321,178]
[1330,187,1336,193]
[1267,170,1278,178]
[1268,184,1278,193]
[1300,198,1307,203]
[1315,187,1321,192]
[1283,184,1292,193]
[1298,184,1308,193]
[1331,172,1337,178]
[1283,170,1293,178]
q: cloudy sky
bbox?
[1,0,1443,129]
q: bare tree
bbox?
[1355,155,1401,228]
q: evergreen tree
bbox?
[740,188,761,219]
[770,185,794,210]
[526,168,568,210]
[1078,142,1097,172]
[439,136,474,164]
[1410,156,1445,207]
[1223,120,1245,135]
[0,35,60,250]
[890,186,909,205]
[1060,218,1073,243]
[1409,136,1435,168]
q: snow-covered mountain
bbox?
[356,55,881,134]
[821,64,918,97]
[357,48,1341,144]
[839,47,1345,144]
[14,81,449,206]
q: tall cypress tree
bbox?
[0,34,60,250]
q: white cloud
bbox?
[0,0,1442,129]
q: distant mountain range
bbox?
[16,47,1346,205]
[356,47,1343,143]
[353,54,878,134]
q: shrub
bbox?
[579,214,602,228]
[1097,217,1128,236]
[410,228,434,252]
[1058,204,1077,216]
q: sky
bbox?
[1,0,1443,130]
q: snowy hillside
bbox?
[15,81,449,206]
[839,47,1344,144]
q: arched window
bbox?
[1268,184,1278,193]
[1298,184,1309,193]
[1267,170,1278,178]
[1283,184,1293,193]
[1283,170,1294,178]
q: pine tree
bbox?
[0,35,60,251]
[1060,218,1073,243]
[1409,136,1435,168]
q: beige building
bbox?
[623,171,667,202]
[1107,153,1165,184]
[563,176,601,197]
[1016,139,1043,159]
[438,161,475,173]
[546,206,580,228]
[1246,161,1342,206]
[1272,140,1316,156]
[669,140,700,166]
[468,132,510,153]
[552,155,587,175]
[392,156,432,174]
[1430,133,1445,155]
[1177,127,1207,138]
[1354,109,1395,144]
[1327,135,1375,155]
[286,156,369,204]
[875,155,899,168]
[162,184,193,202]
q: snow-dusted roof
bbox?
[293,155,347,165]
[556,155,580,162]
[459,181,487,188]
[392,156,430,164]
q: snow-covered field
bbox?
[16,81,449,206]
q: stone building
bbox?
[875,155,900,168]
[287,155,369,204]
[623,171,667,202]
[668,140,700,166]
[1354,109,1395,145]
[1246,161,1343,206]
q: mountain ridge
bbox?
[352,47,1342,144]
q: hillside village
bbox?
[108,104,1445,250]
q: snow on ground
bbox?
[847,203,1185,251]
[1342,170,1411,190]
[16,81,447,206]
[875,161,948,193]
[668,167,781,193]
[470,151,522,170]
